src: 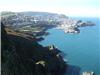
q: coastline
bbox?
[39,17,99,75]
[1,22,67,75]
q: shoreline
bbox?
[55,21,95,34]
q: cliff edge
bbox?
[1,22,66,75]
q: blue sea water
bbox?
[39,17,100,75]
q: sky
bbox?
[0,0,100,17]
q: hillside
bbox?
[1,22,66,75]
[20,11,59,16]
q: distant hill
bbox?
[20,11,67,18]
[1,11,16,17]
[20,11,58,16]
[1,11,68,18]
[1,11,68,27]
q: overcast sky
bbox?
[0,0,100,17]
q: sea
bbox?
[39,17,100,75]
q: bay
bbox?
[39,17,100,75]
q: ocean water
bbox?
[39,17,100,75]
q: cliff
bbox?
[1,23,66,75]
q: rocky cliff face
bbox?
[1,23,66,75]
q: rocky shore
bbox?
[1,23,67,75]
[57,20,95,34]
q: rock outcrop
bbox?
[1,22,66,75]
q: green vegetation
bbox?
[1,23,66,75]
[1,11,16,17]
[18,25,44,33]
